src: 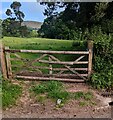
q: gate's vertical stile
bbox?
[0,43,8,79]
[88,40,93,80]
[49,56,52,75]
[5,46,12,79]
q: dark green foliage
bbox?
[2,80,22,109]
[89,27,113,89]
[38,16,71,40]
[91,68,113,89]
[40,2,113,39]
[2,1,29,37]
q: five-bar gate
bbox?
[0,40,93,82]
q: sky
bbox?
[0,1,65,22]
[0,1,47,22]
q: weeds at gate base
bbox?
[30,81,94,107]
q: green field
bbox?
[2,37,73,50]
[1,37,87,74]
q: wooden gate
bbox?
[0,41,93,82]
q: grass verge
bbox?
[2,80,22,109]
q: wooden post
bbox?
[88,40,93,80]
[5,47,12,79]
[0,43,8,79]
[49,56,52,75]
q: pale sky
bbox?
[0,1,65,22]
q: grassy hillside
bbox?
[22,21,42,30]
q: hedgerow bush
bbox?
[89,27,113,89]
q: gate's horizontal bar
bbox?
[10,58,30,61]
[38,60,88,65]
[12,66,88,71]
[52,74,88,77]
[5,49,89,54]
[53,68,88,71]
[15,76,85,82]
[14,73,88,77]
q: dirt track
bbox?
[2,81,112,118]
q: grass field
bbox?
[1,37,87,74]
[1,37,87,75]
[2,37,73,50]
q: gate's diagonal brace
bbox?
[65,66,87,81]
[13,54,48,76]
[29,54,47,66]
[14,53,29,62]
[49,55,87,81]
[74,55,85,62]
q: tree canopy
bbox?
[2,1,29,37]
[6,1,25,24]
[39,2,113,39]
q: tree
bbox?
[38,15,81,40]
[2,1,28,37]
[6,1,25,25]
[2,16,23,37]
[40,2,113,37]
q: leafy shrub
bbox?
[89,27,113,89]
[91,67,113,89]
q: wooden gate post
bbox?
[88,40,93,80]
[0,43,8,79]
